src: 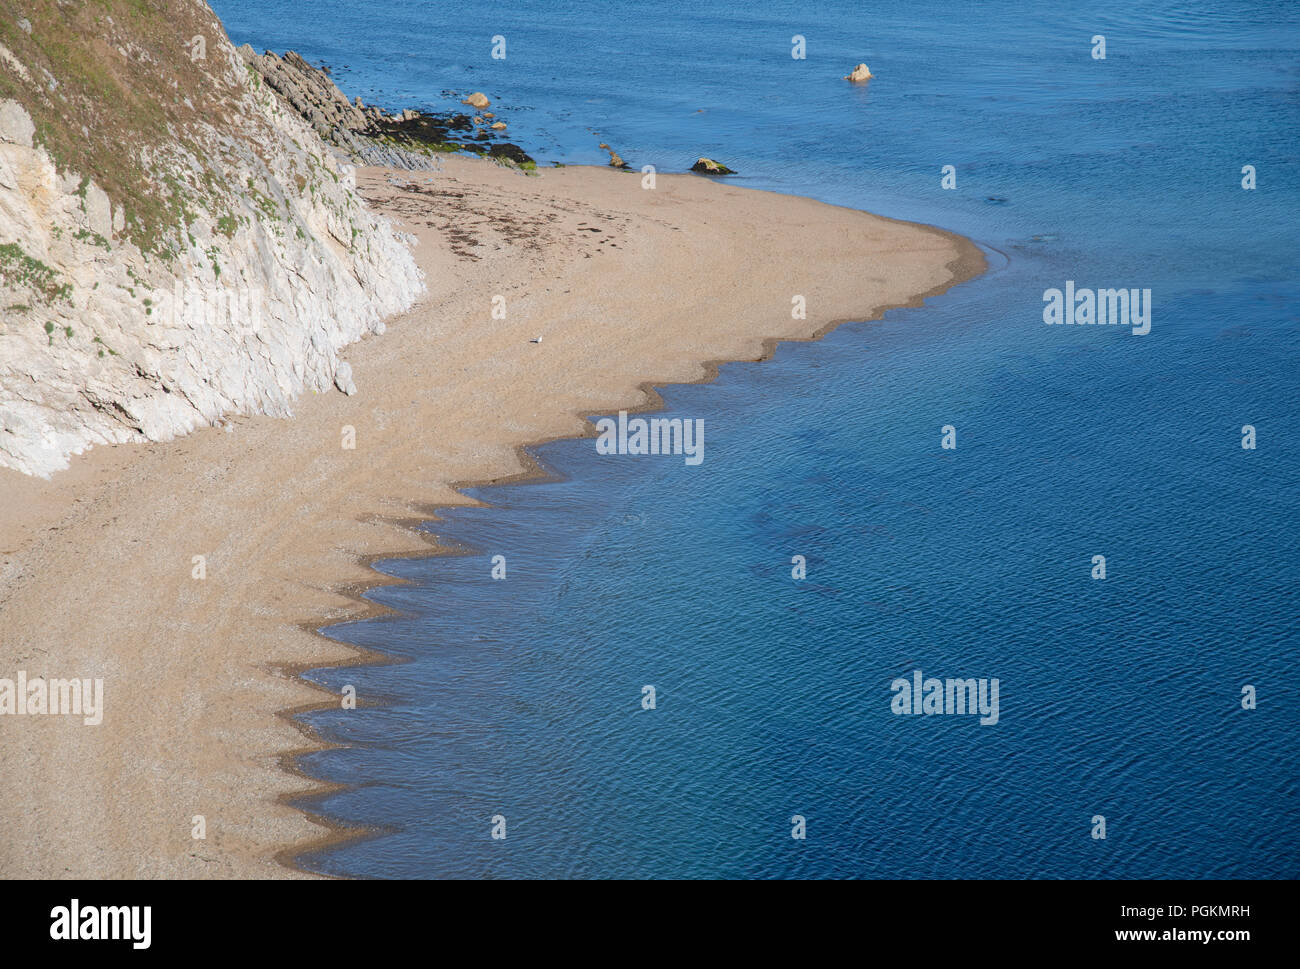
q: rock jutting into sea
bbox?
[240,50,534,171]
[691,157,736,175]
[598,142,630,169]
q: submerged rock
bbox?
[844,63,873,82]
[691,157,735,175]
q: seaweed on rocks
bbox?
[242,48,535,169]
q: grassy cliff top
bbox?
[0,0,266,257]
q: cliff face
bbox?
[0,0,424,477]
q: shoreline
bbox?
[286,214,987,876]
[0,155,984,878]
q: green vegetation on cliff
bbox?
[0,241,71,301]
[0,0,267,257]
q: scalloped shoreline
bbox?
[0,153,983,877]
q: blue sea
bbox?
[213,0,1300,878]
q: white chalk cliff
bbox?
[0,0,423,477]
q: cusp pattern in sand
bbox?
[0,154,983,877]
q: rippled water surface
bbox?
[212,0,1300,878]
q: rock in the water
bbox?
[488,142,533,165]
[334,362,357,396]
[691,157,735,175]
[844,63,873,82]
[462,92,490,109]
[242,48,442,171]
[491,121,507,130]
[599,144,628,169]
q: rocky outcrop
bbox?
[333,360,357,396]
[691,157,736,175]
[241,47,438,171]
[462,92,490,109]
[598,143,630,170]
[241,50,532,171]
[0,1,423,477]
[844,63,873,82]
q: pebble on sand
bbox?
[334,361,357,395]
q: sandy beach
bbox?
[0,154,983,877]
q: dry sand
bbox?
[0,155,984,877]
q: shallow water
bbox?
[213,0,1300,878]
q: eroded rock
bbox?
[691,157,736,175]
[333,361,356,395]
